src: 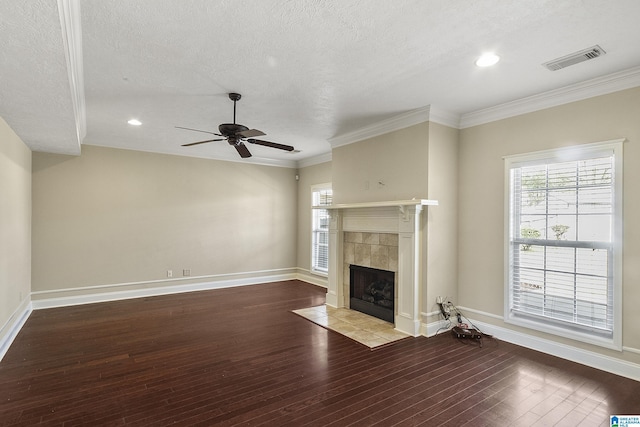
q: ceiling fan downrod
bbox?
[229,92,241,124]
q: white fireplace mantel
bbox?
[324,199,438,337]
[321,199,438,210]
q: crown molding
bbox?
[57,0,86,150]
[460,65,640,129]
[427,106,461,129]
[324,66,640,152]
[297,152,332,168]
[328,106,431,148]
[85,143,299,169]
[327,105,461,149]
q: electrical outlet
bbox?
[183,269,191,277]
[167,269,173,278]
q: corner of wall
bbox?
[0,116,33,362]
[0,298,32,362]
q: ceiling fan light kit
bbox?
[177,93,295,159]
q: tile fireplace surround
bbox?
[343,231,398,309]
[323,200,438,337]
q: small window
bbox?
[505,140,623,349]
[311,184,332,275]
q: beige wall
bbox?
[32,145,297,294]
[458,87,640,363]
[295,161,332,275]
[330,121,459,325]
[0,117,31,341]
[331,123,430,204]
[424,122,459,320]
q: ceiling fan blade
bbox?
[247,138,295,151]
[181,138,225,147]
[234,143,252,158]
[237,128,266,138]
[175,126,223,136]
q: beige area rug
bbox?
[292,305,411,349]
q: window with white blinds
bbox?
[505,141,623,349]
[311,184,332,275]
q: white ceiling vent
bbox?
[542,45,606,71]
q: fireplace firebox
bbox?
[349,264,395,323]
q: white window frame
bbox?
[504,139,624,350]
[311,183,332,276]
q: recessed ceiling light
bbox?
[475,53,500,67]
[127,119,142,126]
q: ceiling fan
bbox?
[176,93,295,158]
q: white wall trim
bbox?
[428,106,461,129]
[31,268,297,297]
[0,298,33,362]
[31,268,298,309]
[457,305,503,320]
[623,346,640,356]
[295,268,328,288]
[28,269,327,310]
[57,0,85,151]
[421,319,451,337]
[473,319,640,382]
[84,142,299,169]
[328,106,432,148]
[11,275,640,381]
[460,65,640,128]
[455,306,640,382]
[321,67,640,155]
[298,106,459,165]
[2,273,325,360]
[297,152,332,169]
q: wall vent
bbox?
[542,45,606,71]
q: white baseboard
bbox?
[31,269,299,309]
[30,268,331,310]
[295,268,328,288]
[421,307,640,381]
[13,276,640,381]
[421,319,451,337]
[0,297,32,362]
[4,269,327,361]
[396,314,421,337]
[473,320,640,382]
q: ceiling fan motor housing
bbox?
[218,123,249,137]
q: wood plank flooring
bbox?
[1,280,639,426]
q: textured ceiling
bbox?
[2,1,640,166]
[0,0,80,154]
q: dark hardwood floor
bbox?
[1,280,639,426]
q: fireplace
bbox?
[349,265,395,323]
[324,199,438,336]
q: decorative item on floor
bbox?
[451,325,483,347]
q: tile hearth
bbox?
[292,305,411,349]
